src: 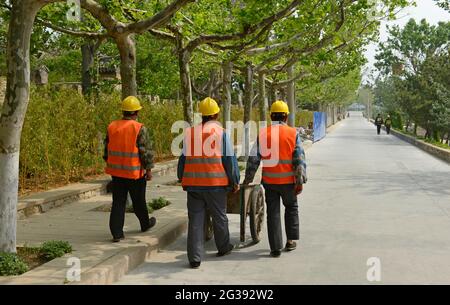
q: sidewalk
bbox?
[0,128,322,285]
[1,166,186,285]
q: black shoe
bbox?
[112,236,124,243]
[285,241,297,251]
[142,217,157,232]
[270,250,281,257]
[190,262,201,269]
[217,244,234,257]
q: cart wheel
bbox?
[250,186,265,243]
[204,211,213,241]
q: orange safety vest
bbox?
[105,120,144,180]
[259,124,297,185]
[181,122,229,187]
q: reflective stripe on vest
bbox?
[182,122,229,187]
[105,120,144,179]
[259,124,297,185]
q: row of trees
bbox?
[0,0,411,253]
[373,18,450,142]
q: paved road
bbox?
[118,112,450,284]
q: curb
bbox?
[17,160,178,219]
[71,217,187,285]
[0,213,187,285]
[369,119,450,164]
[388,128,450,164]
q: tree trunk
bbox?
[268,84,276,108]
[81,42,96,96]
[116,34,137,99]
[222,61,232,126]
[0,0,40,253]
[237,89,243,108]
[244,64,254,124]
[207,70,216,97]
[286,64,296,127]
[179,50,194,125]
[243,63,254,157]
[258,72,267,123]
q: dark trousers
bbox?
[386,126,391,134]
[110,176,150,239]
[187,191,231,263]
[377,125,382,135]
[264,184,299,251]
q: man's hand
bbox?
[295,184,303,195]
[242,179,251,186]
[232,184,240,194]
[145,170,152,182]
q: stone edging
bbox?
[369,119,450,164]
[389,128,450,164]
[17,160,178,219]
[71,217,187,285]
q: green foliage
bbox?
[296,111,314,128]
[136,34,180,98]
[40,241,72,260]
[127,197,171,214]
[374,19,450,139]
[20,88,185,191]
[299,69,362,109]
[149,197,172,210]
[0,253,29,276]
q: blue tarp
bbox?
[313,112,327,142]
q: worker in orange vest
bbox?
[243,100,307,257]
[178,97,240,269]
[104,96,156,242]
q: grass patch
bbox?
[394,128,450,150]
[0,252,29,276]
[0,240,73,276]
[96,197,173,214]
[40,241,73,260]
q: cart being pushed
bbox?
[205,184,265,244]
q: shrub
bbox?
[150,197,172,210]
[296,111,314,129]
[0,252,29,276]
[40,241,72,260]
[20,88,186,192]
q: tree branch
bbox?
[125,0,195,34]
[36,18,108,39]
[185,0,302,52]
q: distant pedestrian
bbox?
[375,114,383,135]
[385,115,392,135]
[104,96,156,243]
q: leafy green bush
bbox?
[0,253,29,276]
[40,241,72,260]
[296,111,314,128]
[150,197,172,210]
[20,88,186,192]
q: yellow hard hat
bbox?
[270,100,290,114]
[121,96,142,112]
[199,97,220,116]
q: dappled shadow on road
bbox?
[320,170,450,198]
[326,134,411,146]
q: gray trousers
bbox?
[187,191,231,263]
[264,184,299,251]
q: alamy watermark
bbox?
[66,0,81,22]
[65,257,81,283]
[366,257,381,282]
